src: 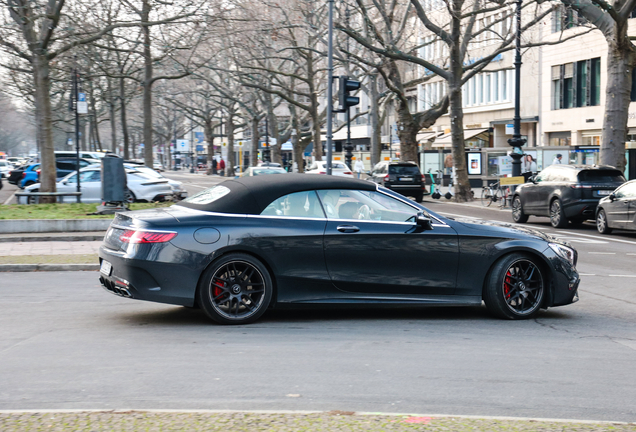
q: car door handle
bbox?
[337,225,360,233]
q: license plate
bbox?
[399,177,411,181]
[597,190,611,196]
[100,260,112,276]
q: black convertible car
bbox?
[98,174,580,324]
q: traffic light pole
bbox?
[72,63,81,203]
[344,107,353,171]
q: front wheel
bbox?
[198,253,273,325]
[550,198,568,228]
[483,253,545,320]
[511,196,528,223]
[124,189,136,203]
[596,209,612,234]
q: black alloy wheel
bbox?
[596,209,612,234]
[198,253,273,325]
[484,253,545,319]
[511,196,528,223]
[550,198,568,228]
[124,189,136,203]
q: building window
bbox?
[552,58,600,110]
[552,6,581,33]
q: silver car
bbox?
[19,167,173,204]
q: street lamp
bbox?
[507,0,525,176]
[263,116,271,162]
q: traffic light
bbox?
[337,76,360,112]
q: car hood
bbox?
[448,216,568,245]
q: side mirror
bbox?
[62,180,67,185]
[416,212,433,230]
[528,175,537,184]
[609,193,616,201]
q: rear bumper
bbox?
[563,199,600,219]
[385,184,424,196]
[98,243,207,307]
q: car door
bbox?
[617,182,636,230]
[525,167,556,215]
[319,189,459,296]
[244,191,331,302]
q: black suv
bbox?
[367,161,425,202]
[511,164,626,228]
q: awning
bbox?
[416,132,438,142]
[432,128,489,148]
[281,142,293,151]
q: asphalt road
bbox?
[2,185,636,421]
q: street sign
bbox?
[505,124,514,135]
[500,176,525,185]
[77,93,88,114]
[177,139,189,151]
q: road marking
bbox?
[187,184,209,189]
[628,253,636,256]
[3,192,16,205]
[588,252,616,255]
[579,273,596,276]
[549,234,607,244]
[437,212,481,219]
[609,275,636,278]
[559,230,636,246]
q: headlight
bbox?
[549,243,576,265]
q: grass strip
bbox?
[0,202,171,220]
[0,412,633,432]
[0,254,98,265]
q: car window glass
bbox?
[65,173,78,183]
[578,170,626,183]
[332,163,346,169]
[253,168,286,176]
[389,165,421,175]
[261,191,324,218]
[615,182,636,198]
[184,185,230,205]
[536,168,553,182]
[317,189,418,222]
[83,171,101,182]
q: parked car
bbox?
[305,161,353,178]
[55,150,109,160]
[0,160,13,178]
[595,180,636,234]
[98,174,580,325]
[239,166,288,177]
[153,161,164,172]
[511,164,626,228]
[367,161,425,202]
[124,164,187,200]
[18,166,173,204]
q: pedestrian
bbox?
[211,158,218,175]
[552,153,563,165]
[522,154,537,181]
[354,158,365,179]
[219,158,226,176]
[444,153,453,174]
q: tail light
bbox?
[22,172,26,179]
[384,174,390,182]
[119,230,177,244]
[319,171,326,174]
[344,171,353,175]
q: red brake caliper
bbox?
[213,279,225,298]
[504,271,512,299]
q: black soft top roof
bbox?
[176,173,377,215]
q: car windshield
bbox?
[578,170,625,183]
[252,168,286,176]
[389,165,420,175]
[183,185,231,205]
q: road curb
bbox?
[0,264,99,272]
[0,233,105,243]
[0,219,112,234]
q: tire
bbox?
[596,208,612,234]
[415,193,423,203]
[481,188,493,207]
[197,253,273,325]
[124,189,136,203]
[569,218,585,226]
[550,198,568,228]
[483,253,545,320]
[511,196,528,223]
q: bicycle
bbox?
[481,180,512,208]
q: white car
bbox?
[0,160,14,178]
[305,161,353,178]
[19,167,173,204]
[124,164,188,200]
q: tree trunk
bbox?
[226,111,235,177]
[601,40,634,172]
[308,56,322,161]
[142,0,154,167]
[395,102,418,163]
[448,83,472,202]
[268,104,282,164]
[33,54,56,201]
[250,117,259,167]
[369,73,381,167]
[205,119,215,175]
[108,79,117,153]
[119,77,130,159]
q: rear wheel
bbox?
[415,193,424,203]
[550,198,568,228]
[198,253,273,325]
[511,196,528,223]
[481,187,493,207]
[124,189,136,203]
[596,209,612,234]
[483,253,545,320]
